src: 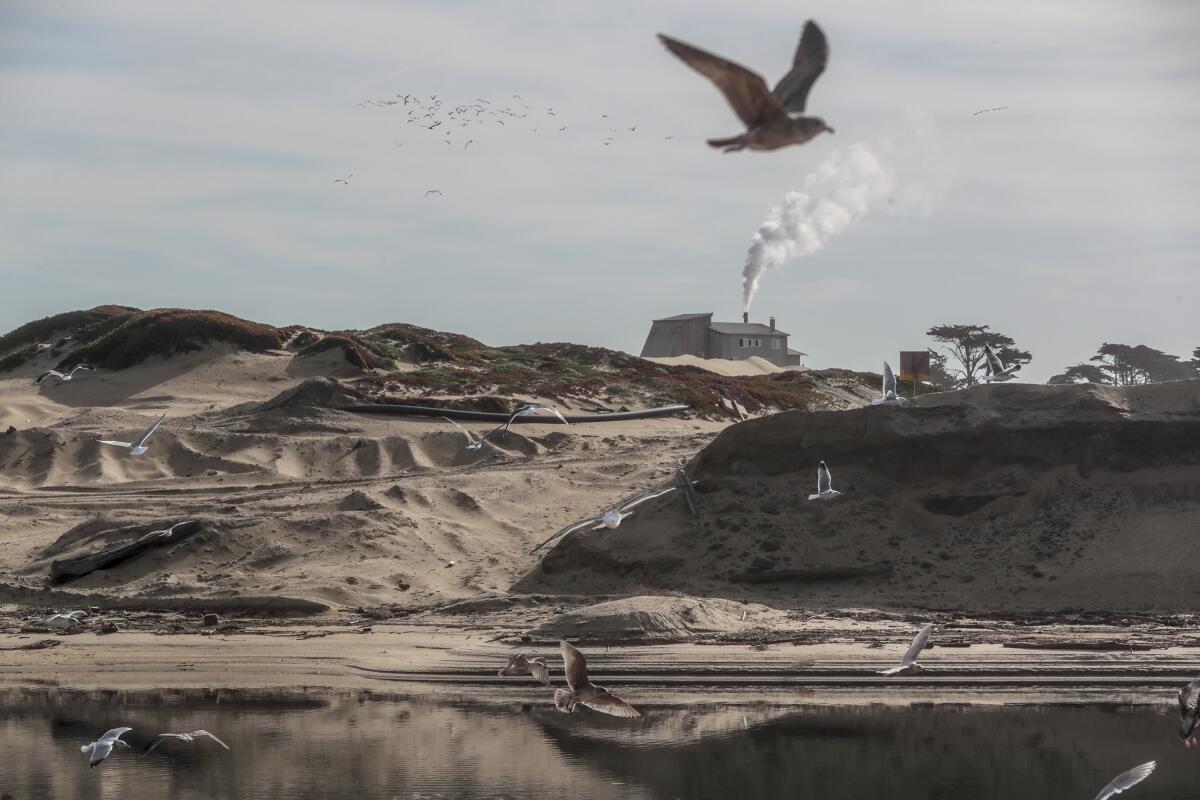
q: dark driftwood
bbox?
[50,520,203,582]
[677,469,698,517]
[1003,640,1155,652]
[731,564,893,584]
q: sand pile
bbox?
[530,595,775,641]
[519,381,1200,613]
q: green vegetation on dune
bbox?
[59,308,287,370]
[361,339,864,415]
[0,305,138,369]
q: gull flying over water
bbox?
[425,189,443,197]
[554,641,641,718]
[81,727,132,767]
[658,20,833,152]
[99,413,165,456]
[982,343,1020,383]
[1091,761,1155,800]
[333,173,352,184]
[870,362,909,406]
[36,364,94,384]
[498,653,551,686]
[879,623,932,676]
[1178,675,1200,746]
[143,730,231,755]
[531,484,679,553]
[807,460,841,501]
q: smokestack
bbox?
[742,311,749,324]
[769,316,775,331]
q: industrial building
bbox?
[639,312,805,367]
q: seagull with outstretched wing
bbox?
[99,413,165,456]
[143,730,230,755]
[498,653,551,686]
[531,484,680,553]
[1091,761,1155,800]
[879,624,933,676]
[807,460,842,501]
[554,641,641,718]
[81,727,132,767]
[36,364,94,384]
[982,343,1020,383]
[658,20,834,152]
[871,361,909,406]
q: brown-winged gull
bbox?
[554,641,641,719]
[658,20,833,152]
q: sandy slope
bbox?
[0,345,726,615]
[645,355,805,377]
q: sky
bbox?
[1,0,1197,381]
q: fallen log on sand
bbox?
[50,520,203,583]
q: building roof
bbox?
[709,321,789,336]
[787,348,808,357]
[652,312,713,322]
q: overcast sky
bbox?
[1,1,1197,380]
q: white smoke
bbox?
[741,112,947,313]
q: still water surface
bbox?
[0,688,1195,799]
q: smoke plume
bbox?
[741,113,946,313]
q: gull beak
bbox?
[825,124,836,134]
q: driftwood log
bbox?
[50,520,203,583]
[731,564,894,584]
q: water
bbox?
[0,688,1194,799]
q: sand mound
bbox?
[646,355,798,377]
[531,595,765,640]
[338,490,385,511]
[519,381,1200,613]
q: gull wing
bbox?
[817,462,832,494]
[89,739,114,765]
[144,733,188,754]
[530,515,601,553]
[882,362,897,397]
[617,485,678,514]
[35,371,62,384]
[657,34,786,127]
[1093,761,1156,800]
[99,440,132,448]
[439,416,478,445]
[983,344,1005,376]
[529,659,551,687]
[100,727,132,742]
[582,691,642,719]
[560,640,589,691]
[901,624,932,666]
[192,730,231,749]
[1179,676,1200,713]
[771,20,829,113]
[132,414,165,447]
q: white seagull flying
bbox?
[81,727,132,767]
[870,362,909,406]
[1091,761,1156,800]
[531,484,679,553]
[502,403,570,432]
[143,730,231,755]
[981,343,1020,383]
[36,364,94,384]
[439,416,490,451]
[879,623,932,676]
[99,413,165,456]
[807,460,841,501]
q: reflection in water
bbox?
[0,689,1194,799]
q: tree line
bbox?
[920,325,1198,389]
